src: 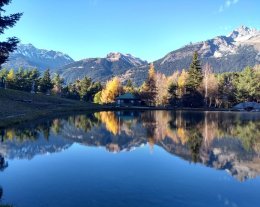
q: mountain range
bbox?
[57,52,147,83]
[2,25,260,84]
[2,43,74,72]
[153,25,260,75]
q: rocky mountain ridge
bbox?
[2,26,260,84]
[2,43,74,72]
[58,52,147,83]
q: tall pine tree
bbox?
[39,69,53,93]
[0,0,23,68]
[52,73,64,94]
[186,52,203,92]
[234,66,258,102]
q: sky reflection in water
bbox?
[0,111,260,207]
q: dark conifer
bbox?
[0,0,23,67]
[186,52,203,91]
[39,69,53,93]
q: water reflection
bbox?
[1,111,260,181]
[0,155,8,207]
[0,154,8,171]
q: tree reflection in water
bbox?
[1,111,260,181]
[0,155,8,172]
[0,155,11,207]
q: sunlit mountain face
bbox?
[3,43,74,72]
[3,26,260,86]
[1,111,260,181]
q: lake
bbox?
[0,111,260,207]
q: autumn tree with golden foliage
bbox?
[6,69,15,80]
[100,77,122,104]
[203,63,219,107]
[177,69,188,98]
[98,111,119,135]
[155,73,170,106]
[140,63,157,106]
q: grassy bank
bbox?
[0,88,104,128]
[0,88,233,128]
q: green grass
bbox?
[0,88,104,128]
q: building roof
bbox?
[233,102,260,109]
[116,93,140,100]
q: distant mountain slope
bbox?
[2,26,260,85]
[128,26,260,85]
[3,43,74,72]
[61,26,259,85]
[59,52,147,83]
[154,26,260,74]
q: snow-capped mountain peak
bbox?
[14,43,73,62]
[156,25,260,78]
[229,25,260,42]
[4,43,74,72]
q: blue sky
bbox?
[2,0,260,61]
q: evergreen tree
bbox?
[15,68,31,91]
[52,73,64,94]
[217,72,237,108]
[0,0,23,68]
[187,129,203,163]
[255,67,260,102]
[65,77,102,102]
[39,69,53,93]
[65,83,80,100]
[29,68,40,80]
[234,67,258,102]
[86,82,102,102]
[126,79,133,88]
[29,68,40,92]
[186,52,203,91]
[0,68,8,78]
[124,79,135,93]
[78,77,92,100]
[168,82,178,105]
[0,68,8,87]
[79,77,101,102]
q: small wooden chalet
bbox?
[115,93,141,106]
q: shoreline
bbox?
[1,88,257,129]
[0,105,104,129]
[1,105,258,129]
[0,104,243,129]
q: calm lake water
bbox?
[0,111,260,207]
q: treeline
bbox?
[0,68,102,102]
[1,52,260,107]
[95,52,260,107]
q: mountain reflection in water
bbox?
[1,111,260,181]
